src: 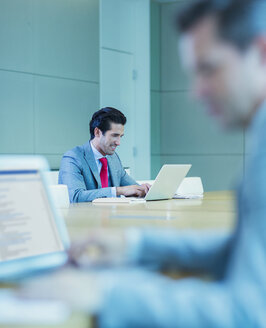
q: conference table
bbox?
[0,191,237,328]
[65,191,236,240]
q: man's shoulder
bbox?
[59,142,93,175]
[63,142,89,158]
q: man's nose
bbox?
[115,138,120,146]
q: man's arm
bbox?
[114,153,137,187]
[120,172,137,187]
[112,153,150,197]
[98,270,235,328]
[59,154,114,203]
[130,229,234,277]
[69,227,234,278]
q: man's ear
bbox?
[94,127,102,138]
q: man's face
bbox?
[95,122,124,156]
[179,16,265,128]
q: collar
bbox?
[246,99,266,154]
[248,100,266,135]
[90,141,106,161]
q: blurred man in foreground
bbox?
[71,0,266,326]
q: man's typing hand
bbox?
[140,183,151,195]
[68,229,127,268]
[116,184,151,197]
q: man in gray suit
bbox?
[69,0,266,326]
[59,107,149,202]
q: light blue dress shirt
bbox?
[98,101,266,327]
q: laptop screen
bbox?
[0,169,64,263]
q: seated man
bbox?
[59,107,149,202]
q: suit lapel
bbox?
[107,155,119,186]
[83,141,101,187]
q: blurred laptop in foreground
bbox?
[0,156,69,281]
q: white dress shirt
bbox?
[90,141,116,197]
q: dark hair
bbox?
[89,107,127,139]
[176,0,266,51]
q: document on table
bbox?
[92,197,146,204]
[173,193,204,199]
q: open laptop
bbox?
[93,164,191,203]
[0,156,69,281]
[141,164,191,201]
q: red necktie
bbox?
[99,157,108,188]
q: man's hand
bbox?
[116,183,151,197]
[140,183,151,195]
[68,229,127,268]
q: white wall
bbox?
[0,0,99,168]
[100,0,150,180]
[150,0,162,178]
[152,1,245,190]
[0,0,152,179]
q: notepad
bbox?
[173,194,203,199]
[174,177,204,199]
[92,197,146,204]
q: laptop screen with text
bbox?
[0,169,64,263]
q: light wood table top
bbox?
[63,191,237,241]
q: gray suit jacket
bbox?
[58,141,136,202]
[98,102,266,327]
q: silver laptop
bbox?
[142,164,191,201]
[0,156,69,281]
